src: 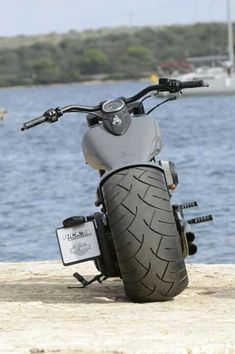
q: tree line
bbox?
[0,22,232,86]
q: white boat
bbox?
[153,0,235,96]
[172,65,235,96]
[176,0,235,96]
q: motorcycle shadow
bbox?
[0,276,128,304]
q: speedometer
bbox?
[102,99,125,113]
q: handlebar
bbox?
[21,115,47,131]
[124,78,207,103]
[21,105,101,131]
[179,80,207,90]
[21,78,208,131]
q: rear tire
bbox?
[101,166,188,302]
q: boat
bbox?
[171,61,235,96]
[152,0,235,96]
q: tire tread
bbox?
[101,166,188,302]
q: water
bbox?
[0,81,234,264]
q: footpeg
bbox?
[188,215,213,224]
[180,201,198,209]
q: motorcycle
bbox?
[21,78,212,302]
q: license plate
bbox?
[56,221,101,266]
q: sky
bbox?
[1,0,235,37]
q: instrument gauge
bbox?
[102,99,125,113]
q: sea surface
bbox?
[0,80,234,263]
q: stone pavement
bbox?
[0,261,234,354]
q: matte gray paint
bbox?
[82,114,162,171]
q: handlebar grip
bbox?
[21,115,46,131]
[180,80,208,90]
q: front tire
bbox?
[101,166,188,302]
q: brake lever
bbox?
[146,95,177,115]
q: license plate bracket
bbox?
[56,221,101,266]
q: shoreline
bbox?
[0,77,150,91]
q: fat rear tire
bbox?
[101,166,188,302]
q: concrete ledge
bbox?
[0,261,234,354]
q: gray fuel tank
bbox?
[82,114,162,171]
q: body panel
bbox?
[82,115,162,171]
